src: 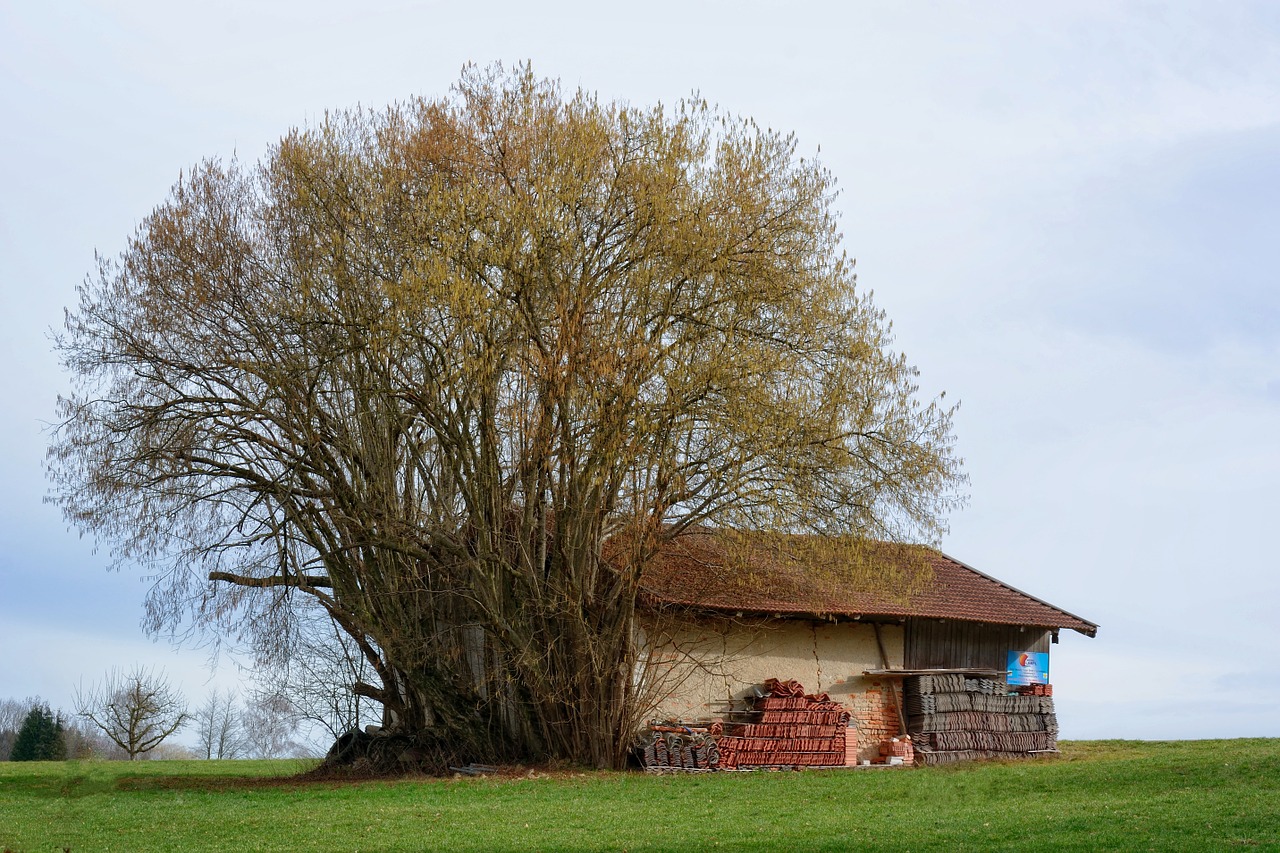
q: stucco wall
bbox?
[640,616,904,762]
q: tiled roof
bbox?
[632,529,1097,637]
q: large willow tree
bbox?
[51,65,964,770]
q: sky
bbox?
[2,1,1277,746]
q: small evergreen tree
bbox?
[10,705,66,761]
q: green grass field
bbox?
[1,740,1276,851]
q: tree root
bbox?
[312,728,474,778]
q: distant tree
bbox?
[241,691,305,759]
[75,666,189,760]
[150,742,198,760]
[62,715,127,760]
[2,697,114,761]
[193,689,246,759]
[0,696,34,760]
[11,704,66,761]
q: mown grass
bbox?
[1,740,1276,851]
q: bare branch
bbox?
[74,666,189,760]
[208,571,332,589]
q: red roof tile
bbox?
[633,530,1097,637]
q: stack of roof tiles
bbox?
[906,674,1058,765]
[716,679,851,769]
[640,725,720,771]
[1011,683,1054,697]
[878,736,915,765]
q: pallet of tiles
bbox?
[905,676,1060,764]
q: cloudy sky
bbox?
[2,1,1277,746]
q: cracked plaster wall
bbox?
[643,616,903,726]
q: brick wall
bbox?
[847,679,901,763]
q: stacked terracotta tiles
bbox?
[717,679,850,769]
[905,674,1058,765]
[1012,683,1054,697]
[640,725,721,770]
[844,727,860,766]
[878,736,915,766]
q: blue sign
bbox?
[1006,651,1049,686]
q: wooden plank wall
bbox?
[904,620,1050,671]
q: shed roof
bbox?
[633,529,1097,637]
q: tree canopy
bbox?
[51,64,965,769]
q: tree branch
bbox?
[208,571,332,589]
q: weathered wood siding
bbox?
[905,619,1050,671]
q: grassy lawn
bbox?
[1,740,1276,851]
